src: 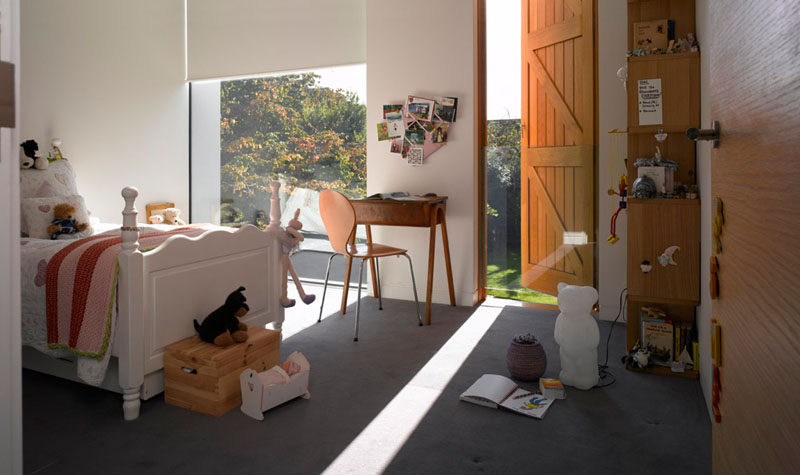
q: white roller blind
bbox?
[187,0,366,81]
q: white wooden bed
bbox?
[22,186,284,420]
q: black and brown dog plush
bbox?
[193,286,250,347]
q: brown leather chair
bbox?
[317,189,422,341]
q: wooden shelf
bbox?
[627,125,693,134]
[627,51,699,62]
[627,198,700,206]
[626,0,700,379]
[626,363,699,380]
[627,294,700,307]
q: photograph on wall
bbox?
[421,121,435,132]
[383,104,404,120]
[405,123,426,146]
[434,96,458,122]
[407,147,424,166]
[390,138,403,154]
[431,123,448,144]
[387,117,404,138]
[401,139,411,158]
[406,95,435,121]
[377,122,391,141]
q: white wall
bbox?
[695,0,713,418]
[21,0,188,223]
[366,0,476,306]
[0,0,22,471]
[597,0,628,320]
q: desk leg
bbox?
[365,225,379,299]
[425,208,437,325]
[439,208,456,306]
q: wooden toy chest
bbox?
[164,327,280,417]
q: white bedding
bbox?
[21,222,227,386]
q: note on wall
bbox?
[638,79,663,126]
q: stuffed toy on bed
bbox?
[47,203,89,239]
[193,286,250,347]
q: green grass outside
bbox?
[486,250,557,305]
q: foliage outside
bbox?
[220,73,366,226]
[486,119,555,304]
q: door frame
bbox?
[0,0,22,472]
[475,0,598,303]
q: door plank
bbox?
[528,51,582,140]
[526,15,581,51]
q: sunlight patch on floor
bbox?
[321,304,504,475]
[279,282,361,340]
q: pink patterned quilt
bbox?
[45,227,206,359]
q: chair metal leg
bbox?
[375,257,382,310]
[318,253,340,323]
[402,253,423,326]
[354,258,366,341]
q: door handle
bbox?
[686,120,720,148]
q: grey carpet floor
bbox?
[22,299,710,475]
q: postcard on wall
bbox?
[390,138,403,154]
[383,104,404,120]
[401,139,411,158]
[387,117,404,138]
[407,147,424,166]
[431,123,448,144]
[407,95,435,121]
[377,122,392,141]
[405,123,426,146]
[637,79,662,126]
[434,96,458,123]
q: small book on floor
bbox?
[459,374,554,419]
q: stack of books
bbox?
[640,306,698,370]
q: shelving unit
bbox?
[625,0,700,379]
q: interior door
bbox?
[520,0,595,296]
[709,1,800,472]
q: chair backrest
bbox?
[319,190,356,255]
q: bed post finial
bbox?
[121,186,140,251]
[267,181,282,232]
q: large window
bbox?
[191,64,366,281]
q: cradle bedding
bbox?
[21,223,227,385]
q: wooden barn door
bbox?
[709,0,800,472]
[521,0,596,296]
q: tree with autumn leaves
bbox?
[220,73,366,225]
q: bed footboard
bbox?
[115,187,283,420]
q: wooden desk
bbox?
[342,197,455,325]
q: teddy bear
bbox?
[162,207,185,225]
[20,140,37,169]
[47,203,89,240]
[148,214,164,225]
[553,282,600,390]
[193,286,250,347]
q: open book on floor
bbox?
[459,374,554,419]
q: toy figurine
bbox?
[607,175,627,245]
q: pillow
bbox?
[20,160,81,236]
[20,160,79,198]
[21,195,93,240]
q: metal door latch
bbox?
[686,120,720,148]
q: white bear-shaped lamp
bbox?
[554,282,600,390]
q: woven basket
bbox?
[506,340,547,381]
